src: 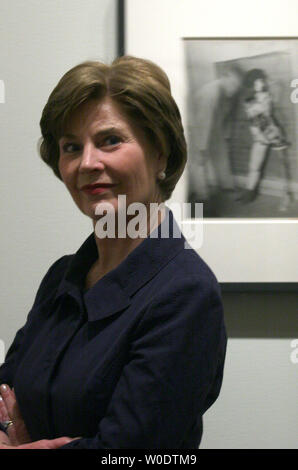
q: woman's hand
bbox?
[0,384,80,449]
[0,436,77,449]
[0,384,31,445]
[0,430,11,446]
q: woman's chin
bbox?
[83,200,118,222]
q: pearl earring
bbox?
[157,170,166,181]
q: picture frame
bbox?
[119,0,298,291]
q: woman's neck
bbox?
[91,204,166,277]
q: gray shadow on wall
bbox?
[222,292,298,338]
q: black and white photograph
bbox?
[185,38,298,218]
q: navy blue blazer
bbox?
[0,208,227,449]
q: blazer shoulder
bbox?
[145,244,222,313]
[135,246,224,337]
[168,244,220,288]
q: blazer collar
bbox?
[54,206,186,322]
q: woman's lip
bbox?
[81,184,116,195]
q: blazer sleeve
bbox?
[0,256,70,387]
[60,274,227,449]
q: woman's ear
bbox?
[157,151,168,171]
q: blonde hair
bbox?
[39,55,187,200]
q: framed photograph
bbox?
[121,0,298,287]
[184,38,298,219]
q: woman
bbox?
[0,56,227,449]
[238,68,292,208]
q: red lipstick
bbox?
[81,183,116,195]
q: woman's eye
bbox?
[103,135,121,147]
[62,143,80,153]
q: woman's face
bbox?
[254,78,265,92]
[58,97,166,221]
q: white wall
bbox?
[201,338,297,449]
[0,0,117,349]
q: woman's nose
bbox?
[79,143,105,172]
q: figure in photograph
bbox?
[188,63,243,213]
[238,68,293,209]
